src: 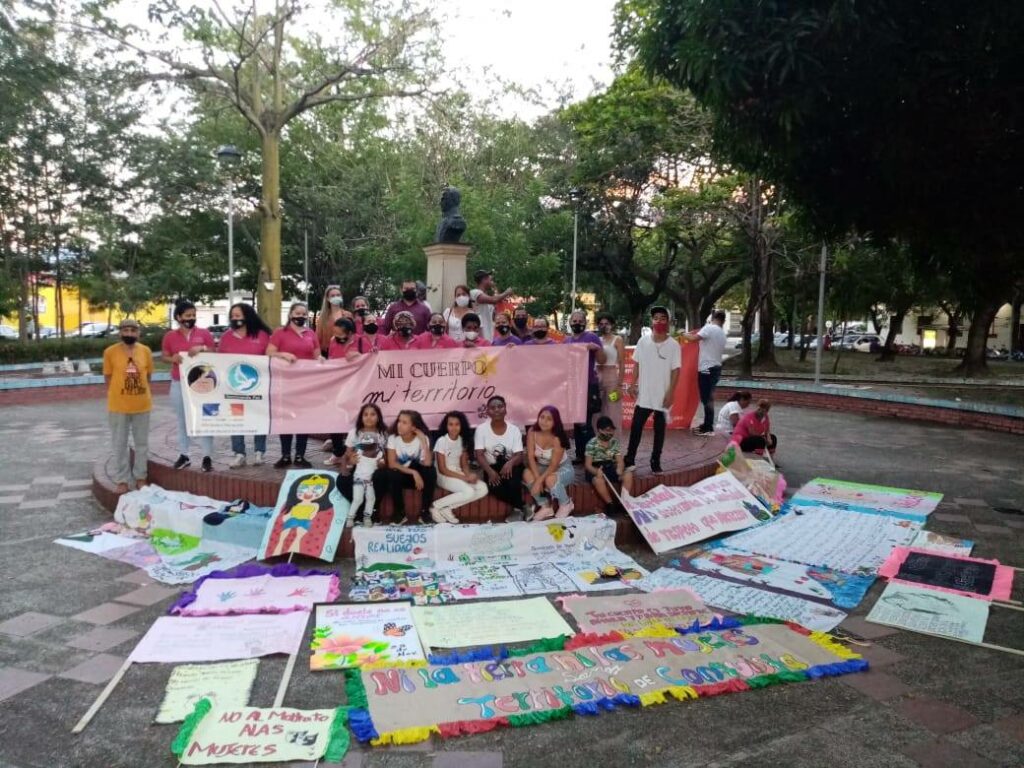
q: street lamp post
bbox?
[303,224,309,307]
[814,242,828,386]
[569,187,581,313]
[215,145,242,304]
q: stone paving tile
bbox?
[993,713,1024,742]
[953,498,989,507]
[1005,519,1024,530]
[64,626,139,653]
[973,523,1010,534]
[0,494,25,505]
[114,570,156,585]
[16,498,57,510]
[30,475,66,485]
[839,671,913,701]
[113,584,180,606]
[855,643,905,668]
[895,697,981,734]
[949,724,1024,765]
[62,478,92,487]
[0,483,30,492]
[72,602,142,625]
[934,513,972,523]
[0,611,64,638]
[900,738,997,768]
[433,752,503,768]
[838,615,901,639]
[56,490,92,500]
[57,653,127,685]
[0,667,51,703]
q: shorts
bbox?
[589,463,619,485]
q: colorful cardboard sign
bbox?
[259,470,347,562]
[559,591,717,634]
[310,603,425,670]
[170,567,340,616]
[791,478,942,520]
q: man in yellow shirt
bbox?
[103,318,153,493]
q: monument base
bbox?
[423,242,471,311]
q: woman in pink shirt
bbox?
[218,303,272,468]
[732,399,778,457]
[267,302,320,469]
[378,310,418,351]
[161,299,217,472]
[413,312,459,350]
[316,285,351,356]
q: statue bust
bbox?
[435,186,466,243]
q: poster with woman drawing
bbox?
[259,470,348,562]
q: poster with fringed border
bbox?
[345,619,867,746]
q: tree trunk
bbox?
[957,301,999,377]
[628,312,644,344]
[945,314,960,353]
[256,131,283,328]
[753,257,777,367]
[878,310,906,362]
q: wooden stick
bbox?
[993,600,1024,613]
[867,620,1024,656]
[72,659,132,733]
[273,651,298,708]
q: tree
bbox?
[83,0,438,325]
[617,0,1024,375]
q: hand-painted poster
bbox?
[170,567,340,616]
[559,591,717,634]
[129,613,309,664]
[259,470,347,562]
[349,570,455,605]
[172,702,348,765]
[310,603,425,670]
[721,503,921,576]
[412,597,573,649]
[877,548,1013,601]
[791,478,942,520]
[867,582,989,643]
[679,544,875,610]
[622,474,770,554]
[908,530,973,557]
[720,447,786,511]
[183,346,588,434]
[637,568,848,632]
[351,623,865,745]
[155,660,259,724]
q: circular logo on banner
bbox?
[227,362,260,394]
[187,364,217,394]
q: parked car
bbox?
[0,324,18,339]
[70,322,118,338]
[837,333,881,352]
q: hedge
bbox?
[0,333,165,364]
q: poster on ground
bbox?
[792,478,942,520]
[310,603,425,670]
[559,590,717,634]
[866,582,989,643]
[412,597,573,649]
[877,548,1013,601]
[258,470,347,562]
[155,660,259,724]
[129,613,308,664]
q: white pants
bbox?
[434,473,488,513]
[170,379,214,457]
[109,411,150,483]
[350,480,376,520]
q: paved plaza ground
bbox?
[0,397,1022,768]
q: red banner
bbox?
[620,341,700,429]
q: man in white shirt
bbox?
[473,395,525,518]
[682,309,727,434]
[469,268,513,340]
[624,306,680,474]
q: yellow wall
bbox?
[1,284,168,331]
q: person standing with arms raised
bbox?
[104,319,153,493]
[563,309,606,463]
[162,300,216,472]
[381,279,432,336]
[469,269,513,340]
[681,309,728,435]
[623,306,680,474]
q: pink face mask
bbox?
[652,320,669,333]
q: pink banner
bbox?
[268,345,589,433]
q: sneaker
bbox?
[324,455,343,466]
[555,500,575,518]
[508,507,526,522]
[430,506,459,524]
[115,482,130,494]
[229,454,246,469]
[321,438,333,452]
[361,515,374,528]
[274,456,292,469]
[293,456,312,469]
[532,505,555,521]
[201,456,213,472]
[135,478,147,490]
[344,517,355,528]
[651,463,664,474]
[173,454,191,470]
[252,451,265,465]
[419,511,433,525]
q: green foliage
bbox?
[0,333,164,364]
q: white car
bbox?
[0,324,18,339]
[71,322,118,338]
[844,334,881,353]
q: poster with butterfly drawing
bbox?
[310,602,425,670]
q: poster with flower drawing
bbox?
[310,602,425,670]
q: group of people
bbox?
[101,271,776,512]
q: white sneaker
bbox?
[345,517,355,528]
[324,455,342,466]
[229,454,246,469]
[252,451,264,465]
[361,516,374,528]
[321,439,333,452]
[441,507,459,524]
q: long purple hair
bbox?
[533,405,570,449]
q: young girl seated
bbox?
[431,411,488,523]
[386,410,436,525]
[334,404,389,523]
[584,416,635,514]
[715,391,752,434]
[523,405,575,521]
[347,437,382,528]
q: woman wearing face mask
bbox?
[379,310,418,351]
[732,399,778,458]
[351,295,371,335]
[491,311,521,346]
[316,285,350,355]
[217,303,273,468]
[267,302,320,468]
[162,300,217,472]
[459,312,491,348]
[512,307,532,342]
[360,313,384,351]
[596,312,625,432]
[442,285,473,341]
[327,317,367,360]
[524,316,556,345]
[414,312,458,349]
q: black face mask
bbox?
[355,308,368,317]
[120,335,137,345]
[364,323,378,335]
[532,330,548,340]
[398,326,413,337]
[570,323,585,334]
[291,316,307,327]
[334,335,350,345]
[513,317,528,329]
[496,324,510,335]
[230,319,245,329]
[430,324,444,336]
[402,289,416,301]
[181,318,196,329]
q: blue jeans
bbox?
[169,379,214,457]
[698,366,722,432]
[231,435,267,455]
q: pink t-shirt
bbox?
[378,334,417,351]
[462,338,492,348]
[328,336,368,359]
[268,326,320,360]
[412,332,458,350]
[217,329,270,356]
[162,327,216,380]
[733,411,771,443]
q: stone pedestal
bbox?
[423,242,471,311]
